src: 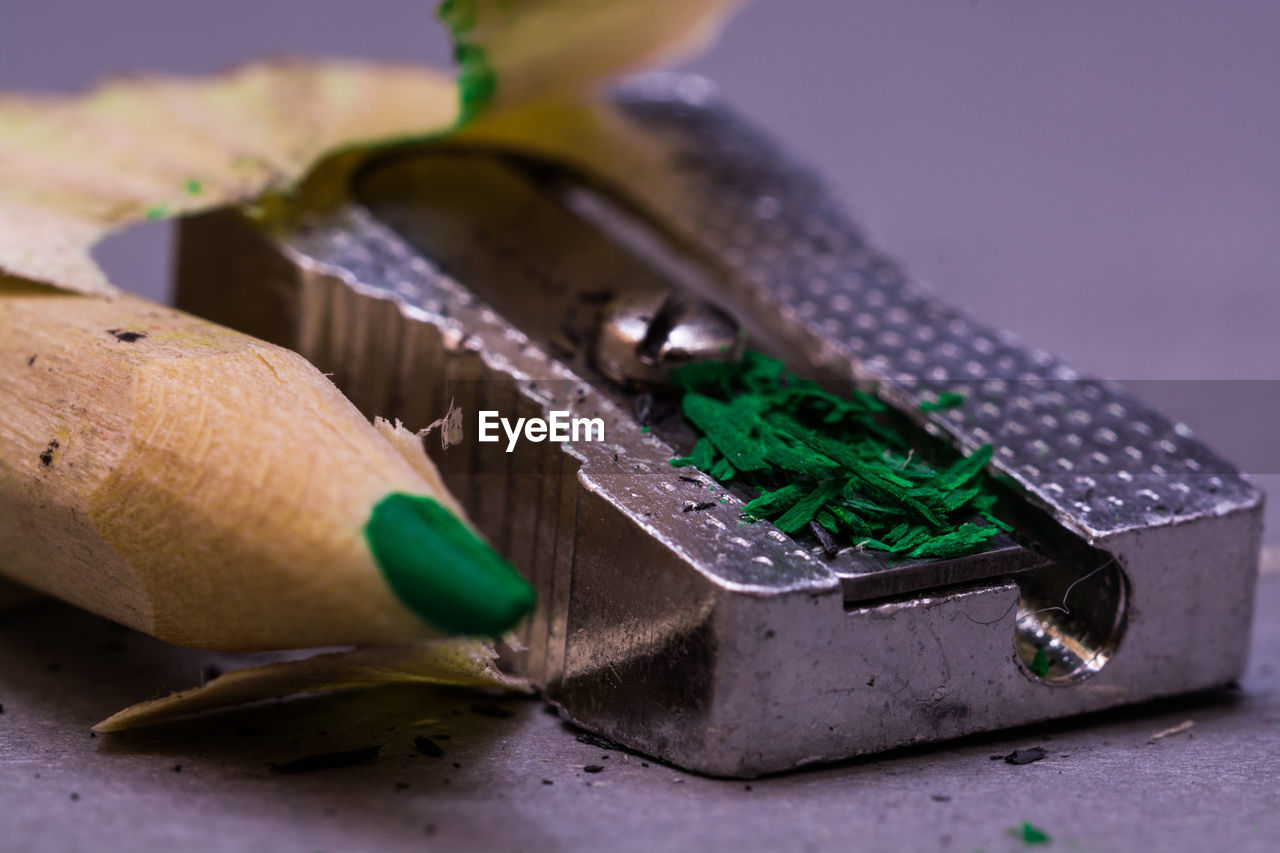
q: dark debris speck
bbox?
[106,329,147,343]
[1004,747,1047,766]
[470,703,514,719]
[575,731,620,751]
[268,745,381,774]
[809,519,839,557]
[583,764,604,774]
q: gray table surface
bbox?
[1,568,1276,853]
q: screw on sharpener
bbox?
[175,72,1263,778]
[595,290,744,388]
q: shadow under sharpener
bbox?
[175,74,1263,778]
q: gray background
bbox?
[3,1,1276,541]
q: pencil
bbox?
[0,278,534,650]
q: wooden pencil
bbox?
[0,278,533,650]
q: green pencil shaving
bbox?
[669,351,1009,560]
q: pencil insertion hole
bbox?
[1013,557,1129,684]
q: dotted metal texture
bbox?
[611,75,1260,542]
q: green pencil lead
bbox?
[365,492,534,636]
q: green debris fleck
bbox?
[669,351,1006,559]
[143,205,169,221]
[436,0,479,34]
[184,178,203,196]
[710,457,737,483]
[773,480,843,534]
[1030,647,1051,677]
[639,425,651,434]
[670,437,715,470]
[921,391,966,412]
[682,393,768,472]
[452,43,496,123]
[1010,821,1051,845]
[938,443,994,491]
[742,484,806,520]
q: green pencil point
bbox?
[365,492,534,635]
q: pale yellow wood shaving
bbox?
[0,60,456,295]
[94,640,529,731]
[445,0,743,118]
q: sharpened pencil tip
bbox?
[365,493,534,635]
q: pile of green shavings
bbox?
[668,351,1010,560]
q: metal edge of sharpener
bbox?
[175,73,1263,778]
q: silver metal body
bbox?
[176,74,1263,777]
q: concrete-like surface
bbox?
[1,572,1276,853]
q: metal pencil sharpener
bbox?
[176,74,1263,777]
